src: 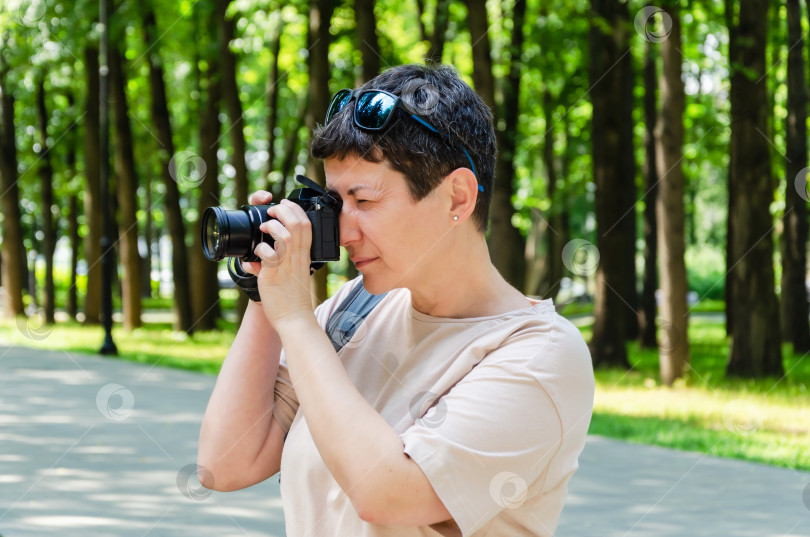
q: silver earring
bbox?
[453,215,459,221]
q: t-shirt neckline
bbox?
[407,296,554,323]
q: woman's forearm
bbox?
[198,300,284,487]
[274,314,408,508]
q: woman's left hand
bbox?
[253,199,315,327]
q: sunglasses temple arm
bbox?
[458,145,482,190]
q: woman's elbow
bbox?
[355,497,387,525]
[195,462,218,491]
[193,456,230,492]
[194,456,273,492]
[351,490,414,526]
[354,499,446,527]
[351,483,452,526]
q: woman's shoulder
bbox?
[480,302,592,380]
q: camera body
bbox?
[201,175,342,269]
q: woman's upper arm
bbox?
[203,415,286,491]
[249,415,287,482]
[394,359,566,534]
[355,452,452,526]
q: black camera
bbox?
[201,175,342,270]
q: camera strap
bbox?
[227,258,262,302]
[295,174,323,192]
[326,280,387,352]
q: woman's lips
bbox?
[352,257,377,268]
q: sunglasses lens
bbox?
[355,92,397,130]
[326,90,353,123]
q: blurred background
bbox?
[0,0,808,473]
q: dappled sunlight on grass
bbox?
[0,319,235,375]
[583,316,810,471]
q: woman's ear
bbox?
[445,167,478,222]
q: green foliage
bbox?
[685,245,726,300]
[0,0,802,388]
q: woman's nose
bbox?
[339,210,361,246]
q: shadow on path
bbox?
[0,345,284,537]
[1,345,808,536]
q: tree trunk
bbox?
[414,0,428,43]
[217,0,249,217]
[466,0,496,114]
[619,8,639,340]
[216,0,251,317]
[109,45,142,330]
[64,92,80,320]
[639,38,658,349]
[355,0,381,80]
[781,0,810,352]
[191,5,222,331]
[500,0,527,290]
[67,194,79,319]
[349,0,375,283]
[427,0,450,64]
[142,168,154,299]
[36,78,57,324]
[277,94,309,200]
[265,21,282,188]
[143,5,194,333]
[656,8,690,385]
[724,0,736,337]
[83,45,103,324]
[27,226,38,308]
[726,0,783,377]
[588,0,631,368]
[0,64,26,317]
[467,0,526,290]
[537,88,566,300]
[306,0,335,305]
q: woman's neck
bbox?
[408,234,529,318]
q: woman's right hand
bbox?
[240,190,273,276]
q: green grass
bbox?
[2,303,808,471]
[581,317,810,471]
[0,318,236,375]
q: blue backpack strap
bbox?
[326,280,387,352]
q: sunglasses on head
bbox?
[325,88,483,192]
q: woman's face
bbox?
[325,155,450,294]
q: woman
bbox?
[198,64,594,537]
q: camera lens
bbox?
[205,212,221,256]
[201,205,272,262]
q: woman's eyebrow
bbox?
[327,184,374,196]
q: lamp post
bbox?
[98,0,117,355]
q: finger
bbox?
[270,201,312,251]
[269,200,308,222]
[254,242,282,267]
[260,219,292,244]
[261,224,290,263]
[248,190,273,205]
[242,260,261,276]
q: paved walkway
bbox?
[0,345,808,537]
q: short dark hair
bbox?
[311,64,496,233]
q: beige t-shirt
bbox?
[272,277,594,537]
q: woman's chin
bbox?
[359,274,389,296]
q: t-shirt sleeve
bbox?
[271,276,365,433]
[271,357,298,433]
[400,332,565,536]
